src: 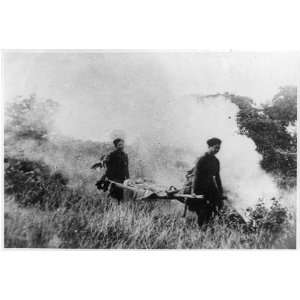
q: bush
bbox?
[5,95,59,142]
[246,199,290,234]
[228,87,297,181]
[5,157,69,210]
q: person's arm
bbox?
[91,154,108,169]
[104,153,113,179]
[125,155,130,179]
[192,157,204,194]
[91,162,102,169]
[215,173,223,196]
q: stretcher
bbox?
[107,179,203,201]
[106,179,205,217]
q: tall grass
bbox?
[4,95,296,249]
[4,140,296,249]
[5,195,295,249]
[4,174,296,249]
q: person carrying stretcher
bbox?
[92,138,129,203]
[189,137,224,227]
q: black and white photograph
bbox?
[3,51,298,249]
[1,1,300,299]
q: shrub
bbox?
[246,199,289,234]
[4,157,69,210]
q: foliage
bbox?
[5,94,59,142]
[264,86,297,125]
[246,199,289,232]
[3,90,297,249]
[228,86,297,182]
[4,157,69,210]
[4,157,295,249]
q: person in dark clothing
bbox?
[105,138,130,202]
[190,137,224,227]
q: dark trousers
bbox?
[109,184,124,203]
[193,190,223,227]
[195,207,214,227]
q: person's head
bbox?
[207,137,222,155]
[113,138,125,150]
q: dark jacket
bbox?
[192,152,223,197]
[105,149,129,183]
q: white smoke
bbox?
[157,95,279,210]
[5,53,296,214]
[55,93,280,211]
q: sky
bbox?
[3,51,300,141]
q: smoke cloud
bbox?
[5,53,296,212]
[167,95,279,210]
[54,91,279,211]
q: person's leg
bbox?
[115,187,123,204]
[109,184,124,204]
[196,207,212,228]
[196,209,204,227]
[206,189,222,221]
[195,192,214,228]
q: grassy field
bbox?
[4,195,296,249]
[4,151,296,249]
[3,133,296,249]
[4,88,297,249]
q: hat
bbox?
[207,137,222,147]
[113,138,124,147]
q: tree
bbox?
[5,94,59,142]
[227,86,297,180]
[264,86,297,125]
